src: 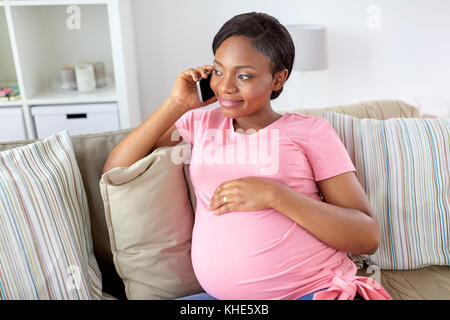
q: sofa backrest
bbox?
[0,99,424,299]
[69,128,133,299]
[285,99,422,119]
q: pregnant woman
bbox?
[103,12,392,300]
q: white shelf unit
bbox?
[0,0,141,141]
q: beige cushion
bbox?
[99,145,202,299]
[70,129,134,299]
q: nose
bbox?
[217,74,238,95]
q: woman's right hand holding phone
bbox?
[103,66,217,173]
[170,65,217,111]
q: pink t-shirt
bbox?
[175,106,391,300]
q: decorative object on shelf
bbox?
[94,61,106,88]
[48,74,112,95]
[8,88,21,101]
[48,62,112,95]
[59,65,77,90]
[286,24,328,109]
[0,87,13,102]
[75,63,96,93]
[0,85,21,102]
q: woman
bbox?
[103,12,392,300]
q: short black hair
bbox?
[212,12,295,100]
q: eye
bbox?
[213,69,223,76]
[238,74,252,80]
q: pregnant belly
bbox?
[191,207,326,299]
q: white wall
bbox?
[131,0,450,119]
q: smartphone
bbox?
[196,71,215,103]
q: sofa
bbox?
[0,99,448,300]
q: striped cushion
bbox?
[322,112,450,270]
[0,131,102,299]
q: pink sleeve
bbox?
[175,110,195,144]
[304,117,356,182]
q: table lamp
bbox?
[286,24,328,108]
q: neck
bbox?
[233,109,282,132]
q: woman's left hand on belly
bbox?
[209,177,280,215]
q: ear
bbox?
[272,69,289,91]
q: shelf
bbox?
[26,81,117,105]
[0,83,116,107]
[10,4,114,100]
[0,101,23,107]
[0,0,141,142]
[6,1,109,6]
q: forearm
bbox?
[271,182,379,255]
[102,97,187,173]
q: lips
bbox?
[219,97,244,108]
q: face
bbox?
[210,35,287,120]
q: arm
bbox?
[271,172,379,255]
[102,97,187,173]
[102,65,217,174]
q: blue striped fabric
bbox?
[0,131,102,299]
[323,112,450,270]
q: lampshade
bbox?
[287,24,328,71]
